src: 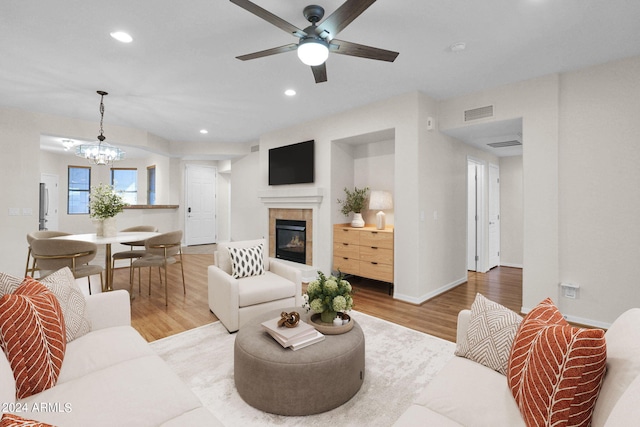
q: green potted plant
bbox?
[337,186,369,228]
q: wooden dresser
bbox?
[333,223,394,284]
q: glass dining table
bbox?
[53,231,159,292]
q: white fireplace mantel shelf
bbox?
[258,187,324,206]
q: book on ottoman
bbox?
[261,317,325,350]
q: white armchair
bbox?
[208,239,302,333]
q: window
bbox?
[147,165,156,205]
[111,168,137,204]
[68,166,91,214]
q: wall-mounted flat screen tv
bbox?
[268,140,314,185]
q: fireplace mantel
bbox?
[258,187,324,206]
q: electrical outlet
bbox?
[560,282,579,299]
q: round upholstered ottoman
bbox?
[234,308,365,416]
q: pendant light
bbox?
[75,91,125,165]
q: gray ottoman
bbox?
[234,308,365,415]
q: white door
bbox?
[40,173,59,231]
[467,163,477,271]
[467,159,485,272]
[185,165,217,246]
[488,164,501,269]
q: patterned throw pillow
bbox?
[455,293,523,375]
[0,413,56,426]
[228,244,265,279]
[38,268,91,342]
[507,298,607,427]
[0,269,90,342]
[0,278,66,399]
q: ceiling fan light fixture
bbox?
[297,37,329,66]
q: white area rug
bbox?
[150,311,455,426]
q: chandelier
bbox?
[75,91,125,165]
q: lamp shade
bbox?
[369,191,393,211]
[297,38,329,66]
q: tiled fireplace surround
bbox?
[259,188,324,269]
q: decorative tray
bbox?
[309,313,354,335]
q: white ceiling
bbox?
[2,0,640,156]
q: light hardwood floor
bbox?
[110,253,522,343]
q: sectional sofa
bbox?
[394,305,640,427]
[0,286,222,426]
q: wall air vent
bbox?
[464,105,494,122]
[487,140,522,148]
[250,145,260,152]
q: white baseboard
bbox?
[520,306,612,329]
[394,276,467,305]
[499,262,523,269]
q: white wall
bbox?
[499,156,524,268]
[439,74,561,319]
[230,149,262,241]
[557,55,640,325]
[353,139,395,226]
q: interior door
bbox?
[185,165,217,246]
[488,163,500,269]
[40,173,59,231]
[467,163,478,271]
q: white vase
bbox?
[93,219,104,237]
[102,217,117,237]
[351,213,365,228]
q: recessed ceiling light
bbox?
[449,42,466,53]
[110,31,133,43]
[200,129,209,134]
[284,89,296,96]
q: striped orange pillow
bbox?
[507,298,606,427]
[0,413,56,426]
[0,278,66,399]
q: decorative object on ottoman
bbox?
[309,312,354,335]
[337,186,369,228]
[277,311,300,328]
[262,314,323,350]
[235,308,365,416]
[507,298,607,427]
[89,183,128,237]
[304,270,353,323]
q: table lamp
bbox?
[369,191,393,230]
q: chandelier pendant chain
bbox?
[74,90,124,165]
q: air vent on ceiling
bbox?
[464,105,494,122]
[487,140,522,148]
[251,145,260,152]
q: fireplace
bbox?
[275,219,306,264]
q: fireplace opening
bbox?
[275,219,306,264]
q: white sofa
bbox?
[208,239,302,333]
[394,308,640,427]
[0,290,223,427]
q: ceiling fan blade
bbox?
[315,0,377,40]
[311,64,328,83]
[230,0,306,38]
[236,43,298,61]
[330,39,398,62]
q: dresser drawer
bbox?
[359,261,393,283]
[333,256,359,275]
[359,230,393,249]
[359,246,393,264]
[333,242,359,259]
[333,226,360,245]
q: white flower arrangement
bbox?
[89,183,128,219]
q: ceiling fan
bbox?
[230,0,399,83]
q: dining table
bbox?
[53,231,159,292]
